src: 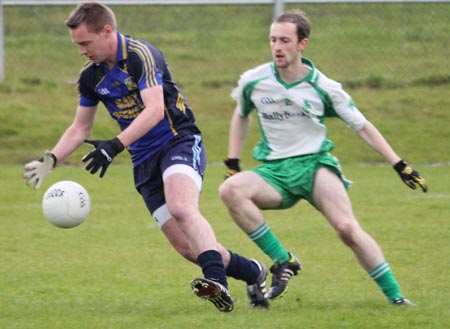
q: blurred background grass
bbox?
[0,3,449,165]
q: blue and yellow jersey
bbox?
[77,32,200,166]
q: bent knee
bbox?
[335,221,362,246]
[218,178,239,202]
[167,200,199,222]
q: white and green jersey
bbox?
[231,58,366,161]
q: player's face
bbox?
[270,22,306,69]
[70,23,113,65]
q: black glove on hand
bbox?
[83,137,125,178]
[393,160,428,192]
[224,158,241,179]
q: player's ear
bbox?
[298,37,308,52]
[299,37,308,46]
[102,24,114,35]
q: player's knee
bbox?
[167,202,196,223]
[218,178,239,204]
[336,221,360,247]
[218,182,229,202]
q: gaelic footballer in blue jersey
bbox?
[77,32,200,166]
[23,2,269,312]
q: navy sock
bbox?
[225,250,260,285]
[197,250,228,288]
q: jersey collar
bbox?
[271,57,316,88]
[116,32,128,62]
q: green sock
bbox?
[248,222,290,263]
[369,261,404,301]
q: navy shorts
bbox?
[134,133,206,227]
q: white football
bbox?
[42,181,91,228]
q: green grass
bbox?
[1,3,449,328]
[3,3,449,87]
[1,164,449,328]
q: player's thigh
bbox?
[221,170,282,209]
[313,167,355,228]
[164,170,201,216]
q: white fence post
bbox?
[273,0,284,18]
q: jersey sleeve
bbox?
[231,73,257,117]
[322,76,366,131]
[78,65,100,107]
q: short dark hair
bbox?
[65,2,116,33]
[274,10,311,41]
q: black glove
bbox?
[393,160,428,192]
[82,137,125,178]
[224,158,241,179]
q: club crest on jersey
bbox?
[125,77,137,91]
[281,93,293,106]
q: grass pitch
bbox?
[1,164,449,328]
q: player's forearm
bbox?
[356,121,401,165]
[117,104,164,148]
[51,124,90,163]
[228,110,249,158]
[117,86,165,148]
